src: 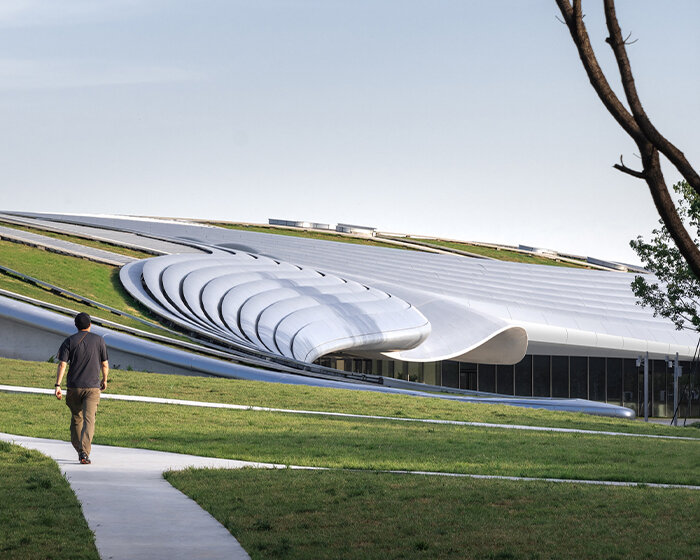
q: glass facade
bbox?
[496,365,514,395]
[514,355,532,396]
[479,364,495,393]
[551,356,569,398]
[318,353,700,418]
[589,357,606,402]
[532,355,550,397]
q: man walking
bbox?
[54,313,109,464]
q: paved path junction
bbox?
[0,432,294,560]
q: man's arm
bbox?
[100,361,109,391]
[55,361,67,400]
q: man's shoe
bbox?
[79,452,91,464]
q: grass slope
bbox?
[2,358,699,560]
[206,222,414,250]
[0,441,98,560]
[166,468,700,560]
[0,239,135,308]
[1,361,698,485]
[2,357,696,438]
[0,219,153,259]
[0,240,186,340]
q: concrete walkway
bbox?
[0,432,294,560]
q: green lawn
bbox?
[2,358,699,560]
[0,219,154,259]
[205,222,415,250]
[166,468,700,560]
[0,441,98,560]
[2,357,696,438]
[0,241,188,341]
[1,390,698,485]
[0,239,136,307]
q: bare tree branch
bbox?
[622,32,638,45]
[614,156,644,178]
[640,148,700,278]
[602,0,700,197]
[555,0,644,144]
[556,0,700,279]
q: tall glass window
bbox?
[551,356,569,398]
[423,362,438,385]
[496,365,514,395]
[589,357,606,401]
[441,361,459,388]
[460,363,478,390]
[652,359,668,416]
[479,364,496,393]
[623,359,638,411]
[407,362,422,383]
[514,355,533,396]
[533,355,550,397]
[607,358,622,404]
[570,357,588,399]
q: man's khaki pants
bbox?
[66,388,100,456]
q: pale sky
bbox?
[1,1,698,263]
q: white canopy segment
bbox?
[121,253,432,363]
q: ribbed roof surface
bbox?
[13,212,699,361]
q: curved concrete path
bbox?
[0,432,293,560]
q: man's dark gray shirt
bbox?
[57,331,108,388]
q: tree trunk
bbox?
[555,0,700,278]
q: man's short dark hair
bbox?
[75,313,91,330]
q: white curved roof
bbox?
[17,213,700,362]
[121,253,431,363]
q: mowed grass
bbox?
[165,468,700,560]
[2,360,699,560]
[0,220,154,259]
[2,357,697,438]
[410,238,584,268]
[0,241,187,340]
[0,441,98,560]
[206,222,414,250]
[1,390,698,485]
[0,239,136,308]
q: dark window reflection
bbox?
[552,356,569,398]
[607,358,622,404]
[533,355,550,397]
[479,364,495,393]
[589,357,605,402]
[497,365,514,395]
[514,355,533,396]
[570,357,588,399]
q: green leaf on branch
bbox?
[630,181,700,331]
